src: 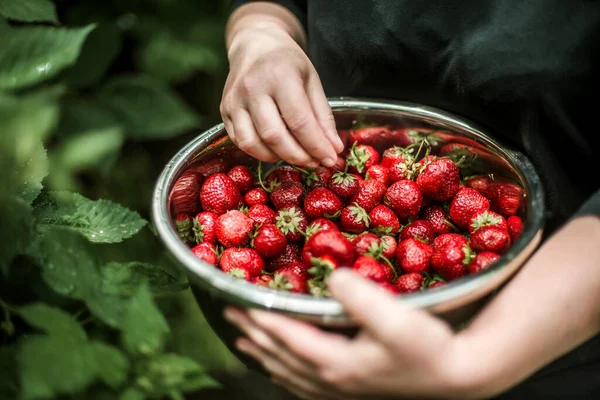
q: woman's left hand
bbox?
[224,269,479,400]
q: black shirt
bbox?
[231,1,600,398]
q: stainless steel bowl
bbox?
[152,98,545,344]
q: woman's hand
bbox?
[221,25,343,168]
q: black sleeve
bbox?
[574,189,600,218]
[230,0,307,30]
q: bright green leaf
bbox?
[17,303,86,342]
[122,284,169,356]
[86,342,129,389]
[119,387,145,400]
[35,191,147,243]
[98,74,199,140]
[0,0,58,23]
[0,196,34,275]
[101,261,188,297]
[51,126,124,171]
[0,24,95,90]
[14,142,49,204]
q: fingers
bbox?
[231,109,279,162]
[306,72,344,154]
[247,97,319,168]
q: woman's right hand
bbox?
[220,26,344,168]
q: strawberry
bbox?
[252,224,287,258]
[421,204,454,234]
[307,254,339,297]
[352,232,381,256]
[396,238,433,273]
[507,215,523,241]
[449,187,490,229]
[400,220,435,243]
[175,214,194,243]
[247,204,277,226]
[302,230,355,269]
[200,173,241,215]
[327,156,347,173]
[469,210,508,234]
[379,281,401,294]
[270,181,305,210]
[387,157,418,182]
[429,281,446,289]
[303,166,332,189]
[216,210,253,248]
[369,204,401,235]
[252,274,274,287]
[394,272,425,293]
[346,144,380,175]
[491,181,523,216]
[365,164,389,187]
[227,165,254,193]
[349,126,393,147]
[381,235,397,259]
[191,242,218,265]
[464,174,495,198]
[268,243,302,272]
[220,248,265,280]
[327,171,360,199]
[416,157,461,201]
[266,166,302,186]
[384,180,423,219]
[433,233,469,249]
[275,207,308,242]
[192,158,229,177]
[170,170,202,215]
[269,265,308,293]
[350,179,386,212]
[471,226,511,254]
[305,218,339,238]
[469,251,501,274]
[431,242,473,281]
[304,188,343,220]
[244,187,269,206]
[340,203,370,233]
[352,255,391,283]
[192,211,218,244]
[381,146,412,168]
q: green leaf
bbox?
[51,126,124,171]
[35,191,147,243]
[64,23,122,88]
[0,196,34,275]
[0,24,95,90]
[57,98,121,138]
[17,303,86,342]
[0,0,58,23]
[0,346,19,399]
[122,284,169,356]
[101,261,188,297]
[120,387,145,400]
[98,74,200,140]
[14,142,49,204]
[86,342,129,389]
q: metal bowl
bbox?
[152,98,545,356]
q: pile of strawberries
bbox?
[169,126,524,296]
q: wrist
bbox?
[227,22,294,62]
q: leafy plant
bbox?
[0,0,235,399]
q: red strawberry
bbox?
[394,273,425,293]
[433,233,469,249]
[220,248,265,279]
[421,204,454,234]
[352,232,381,256]
[175,214,194,243]
[191,242,218,265]
[269,265,308,293]
[350,126,393,147]
[507,215,523,241]
[247,204,277,226]
[449,187,490,229]
[303,166,332,189]
[266,166,302,186]
[352,256,391,283]
[381,146,411,168]
[369,205,401,235]
[431,242,473,281]
[384,180,423,219]
[307,254,339,296]
[469,210,508,234]
[270,181,305,210]
[192,211,218,244]
[170,170,202,215]
[396,238,433,273]
[416,157,460,201]
[252,224,287,258]
[379,281,401,294]
[491,182,523,216]
[471,226,511,254]
[429,281,446,289]
[350,179,386,212]
[327,171,360,199]
[244,187,269,206]
[305,218,339,238]
[304,188,343,220]
[346,144,380,175]
[227,165,253,193]
[381,235,397,259]
[192,158,229,177]
[275,207,308,242]
[327,156,346,173]
[340,203,370,233]
[216,210,253,248]
[200,173,241,215]
[389,128,415,147]
[302,230,355,269]
[252,274,274,287]
[464,175,495,198]
[387,157,417,182]
[400,220,435,243]
[469,251,501,274]
[365,165,389,187]
[268,243,302,272]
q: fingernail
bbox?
[236,339,249,353]
[307,161,319,169]
[223,309,237,323]
[322,157,335,168]
[335,134,344,150]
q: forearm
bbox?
[226,2,307,51]
[454,215,600,398]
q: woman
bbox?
[220,1,600,398]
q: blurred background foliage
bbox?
[0,0,294,398]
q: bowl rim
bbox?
[151,97,545,317]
